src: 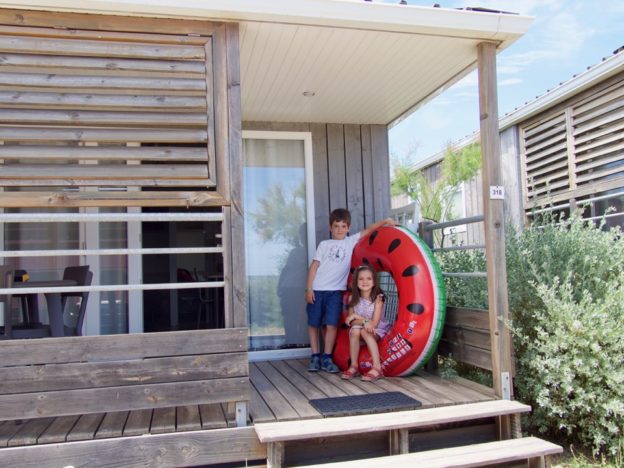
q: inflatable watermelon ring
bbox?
[333,225,446,377]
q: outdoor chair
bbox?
[0,265,14,339]
[62,268,93,336]
[11,265,92,338]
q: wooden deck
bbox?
[0,359,495,448]
[249,359,495,423]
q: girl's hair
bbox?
[348,265,384,307]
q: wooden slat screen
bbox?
[572,80,624,187]
[520,73,624,208]
[0,26,219,206]
[437,306,495,372]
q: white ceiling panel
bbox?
[240,22,481,125]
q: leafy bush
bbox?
[436,215,624,456]
[513,277,624,456]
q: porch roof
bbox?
[2,0,533,125]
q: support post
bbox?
[389,428,409,455]
[266,441,285,468]
[477,41,514,440]
[235,401,248,427]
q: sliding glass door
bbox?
[243,131,314,351]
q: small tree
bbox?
[391,142,481,233]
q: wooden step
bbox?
[301,436,563,467]
[255,399,530,443]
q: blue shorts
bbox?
[307,290,343,328]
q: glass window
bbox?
[243,137,311,350]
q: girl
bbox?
[341,265,391,381]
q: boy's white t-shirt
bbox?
[312,232,361,291]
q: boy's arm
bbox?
[360,217,396,238]
[305,260,320,304]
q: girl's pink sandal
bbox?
[361,368,383,381]
[341,367,359,380]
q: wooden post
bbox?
[418,220,434,248]
[477,42,514,440]
[389,428,409,455]
[266,441,285,468]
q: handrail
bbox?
[442,271,487,278]
[0,280,225,295]
[433,244,485,253]
[0,212,223,223]
[1,246,223,258]
[424,215,484,231]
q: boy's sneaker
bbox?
[307,355,321,372]
[321,356,339,373]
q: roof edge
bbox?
[499,49,624,130]
[1,0,533,41]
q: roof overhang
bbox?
[1,0,533,125]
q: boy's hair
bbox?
[330,208,351,226]
[348,265,384,308]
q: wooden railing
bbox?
[0,328,249,422]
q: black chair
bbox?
[13,269,40,326]
[62,268,93,336]
[0,265,14,339]
[12,266,92,338]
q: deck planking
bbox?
[0,358,495,447]
[248,359,495,423]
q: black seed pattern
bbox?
[368,230,379,245]
[362,257,370,265]
[407,303,425,315]
[377,258,384,270]
[401,265,419,277]
[350,267,355,275]
[388,239,401,253]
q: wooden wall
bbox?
[243,122,391,245]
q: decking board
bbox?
[123,409,152,436]
[254,362,321,419]
[176,405,202,432]
[0,358,495,447]
[199,404,228,429]
[286,359,349,397]
[66,413,105,441]
[37,415,79,444]
[95,411,128,439]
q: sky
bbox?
[384,0,624,167]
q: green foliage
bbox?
[391,142,481,223]
[248,275,282,334]
[251,182,306,248]
[436,214,624,457]
[442,142,482,187]
[436,249,487,309]
[512,277,624,457]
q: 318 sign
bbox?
[489,186,505,200]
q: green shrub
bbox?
[512,277,624,456]
[436,215,624,456]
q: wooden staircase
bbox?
[254,399,562,467]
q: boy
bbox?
[305,208,395,372]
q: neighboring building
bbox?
[398,46,624,246]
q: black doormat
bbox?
[309,391,421,417]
